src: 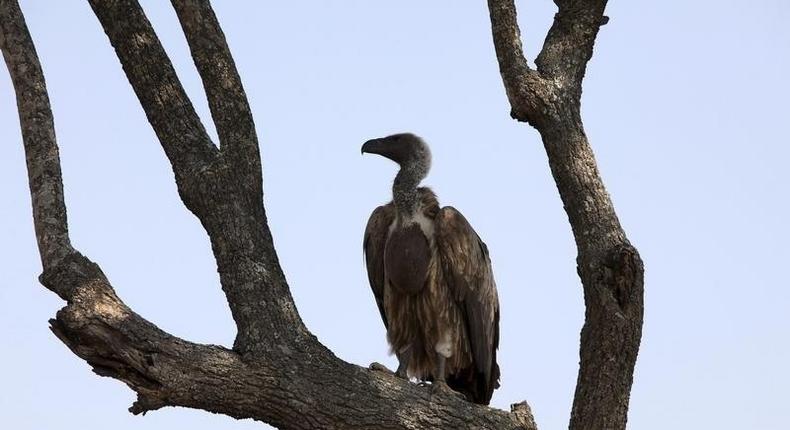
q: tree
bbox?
[1,0,642,429]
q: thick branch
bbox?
[485,1,644,429]
[538,118,643,430]
[87,0,306,354]
[535,0,609,100]
[0,0,73,272]
[42,252,536,430]
[87,0,218,188]
[171,0,261,182]
[540,117,625,254]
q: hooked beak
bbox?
[361,138,386,156]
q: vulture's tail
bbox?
[447,360,500,405]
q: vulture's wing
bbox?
[363,203,395,329]
[435,206,500,403]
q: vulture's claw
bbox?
[429,381,466,401]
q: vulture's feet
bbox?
[369,362,395,375]
[428,381,466,401]
[395,367,409,379]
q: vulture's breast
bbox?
[384,220,432,296]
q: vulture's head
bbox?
[361,133,432,174]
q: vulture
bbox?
[362,133,500,405]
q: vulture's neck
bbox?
[393,161,428,216]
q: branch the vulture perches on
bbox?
[2,0,642,428]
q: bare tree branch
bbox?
[87,0,307,354]
[40,251,537,429]
[536,0,609,100]
[0,0,73,272]
[486,0,550,126]
[486,1,644,429]
[170,0,261,185]
[86,0,217,181]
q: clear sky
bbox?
[1,1,788,429]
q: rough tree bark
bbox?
[2,0,642,429]
[488,1,644,429]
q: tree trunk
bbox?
[488,1,644,429]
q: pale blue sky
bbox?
[2,1,789,429]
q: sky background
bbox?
[2,1,789,429]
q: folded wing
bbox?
[435,206,500,404]
[363,203,395,329]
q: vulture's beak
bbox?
[361,138,386,156]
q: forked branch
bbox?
[486,1,644,430]
[88,0,307,354]
[171,0,261,179]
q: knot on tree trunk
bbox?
[602,243,643,313]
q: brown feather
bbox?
[363,189,500,405]
[385,223,431,295]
